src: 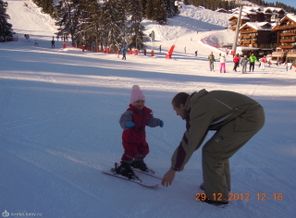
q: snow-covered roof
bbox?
[286,13,296,22]
[215,8,229,13]
[263,7,285,13]
[272,14,296,30]
[240,22,273,31]
[273,13,296,29]
[232,6,285,16]
[229,14,250,20]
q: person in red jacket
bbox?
[233,53,240,72]
[115,85,164,179]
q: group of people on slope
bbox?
[233,53,258,73]
[208,52,227,73]
[208,52,270,73]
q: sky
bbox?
[264,0,296,8]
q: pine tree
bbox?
[164,0,178,18]
[0,0,13,42]
[32,0,55,17]
[145,0,154,20]
[126,0,145,49]
[145,0,167,24]
[155,0,167,24]
[100,0,126,52]
[76,0,101,50]
[55,0,81,45]
[140,0,148,17]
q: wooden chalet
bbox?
[239,22,276,51]
[264,7,286,23]
[229,6,286,31]
[229,15,250,31]
[272,14,296,63]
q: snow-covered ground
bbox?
[1,1,296,218]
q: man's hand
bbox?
[161,169,176,187]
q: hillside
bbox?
[6,0,234,56]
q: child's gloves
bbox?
[125,121,135,128]
[159,120,164,128]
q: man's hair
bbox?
[172,92,189,107]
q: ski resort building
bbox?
[238,22,276,55]
[272,14,296,63]
[263,7,286,23]
[229,6,286,31]
[229,15,250,31]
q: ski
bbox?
[132,168,162,180]
[102,170,160,189]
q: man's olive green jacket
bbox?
[171,89,262,171]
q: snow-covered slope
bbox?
[6,0,57,38]
[142,4,234,56]
[1,1,296,218]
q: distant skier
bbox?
[208,52,215,72]
[285,60,293,71]
[240,55,249,74]
[219,53,226,73]
[233,53,240,72]
[115,85,164,179]
[195,50,198,56]
[260,56,267,70]
[51,36,55,48]
[24,34,30,40]
[249,53,257,72]
[121,47,127,60]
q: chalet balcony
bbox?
[280,38,296,43]
[240,35,249,39]
[240,43,250,47]
[280,45,296,49]
[287,52,296,58]
[274,25,296,31]
[240,36,250,40]
[280,32,296,37]
[240,39,251,44]
[240,34,257,39]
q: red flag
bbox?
[166,45,175,59]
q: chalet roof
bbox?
[240,22,274,31]
[272,14,296,30]
[285,13,296,22]
[215,8,230,13]
[229,14,250,21]
[263,7,285,14]
[231,7,257,15]
[242,8,258,15]
[232,6,286,16]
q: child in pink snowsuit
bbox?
[115,85,163,179]
[219,54,226,73]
